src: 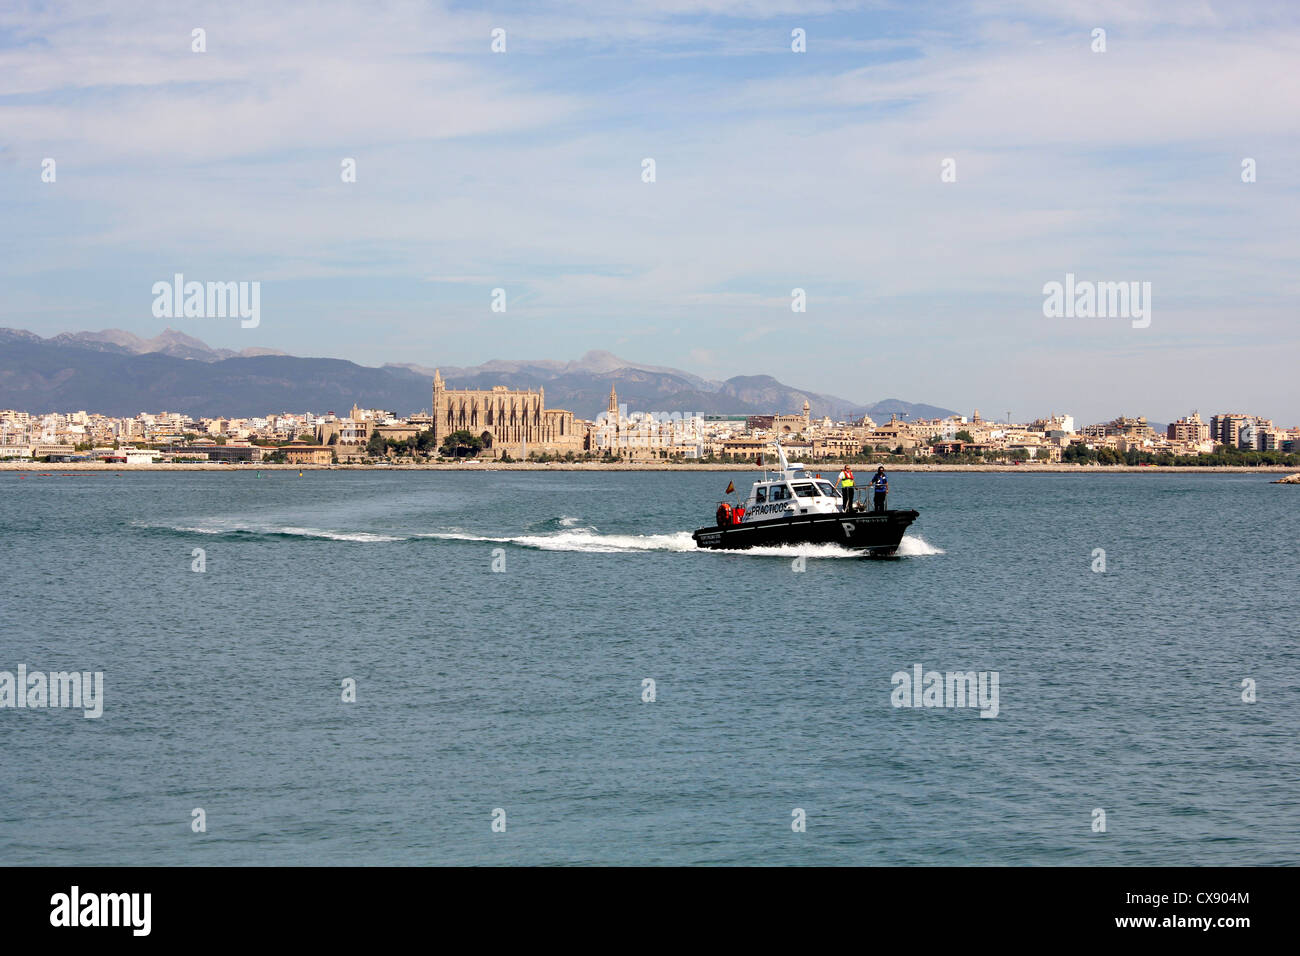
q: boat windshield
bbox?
[815,481,837,497]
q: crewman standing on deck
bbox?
[836,465,855,511]
[871,467,889,512]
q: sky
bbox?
[1,0,1298,424]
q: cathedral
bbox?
[431,370,584,458]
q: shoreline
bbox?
[3,461,1297,474]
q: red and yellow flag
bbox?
[725,481,735,495]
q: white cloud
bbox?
[2,0,1297,421]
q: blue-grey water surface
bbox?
[1,470,1296,865]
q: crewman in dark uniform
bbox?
[871,467,889,512]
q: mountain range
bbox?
[0,327,958,422]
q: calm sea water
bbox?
[1,470,1296,865]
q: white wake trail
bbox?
[895,534,944,556]
[419,530,943,558]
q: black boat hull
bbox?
[692,509,919,556]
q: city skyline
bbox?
[1,322,1296,428]
[5,387,1294,467]
[3,2,1298,422]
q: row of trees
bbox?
[1062,443,1300,467]
[365,428,484,459]
[71,433,319,452]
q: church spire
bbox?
[433,368,443,389]
[607,383,618,417]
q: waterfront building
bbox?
[431,370,582,459]
[811,436,865,458]
[315,405,377,457]
[1030,414,1075,434]
[1082,416,1153,440]
[162,443,264,463]
[771,401,812,435]
[1210,413,1254,449]
[1167,412,1211,444]
[282,442,333,465]
[592,386,703,459]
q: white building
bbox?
[591,386,704,457]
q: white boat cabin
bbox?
[740,452,845,522]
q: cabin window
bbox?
[793,483,817,498]
[816,481,837,497]
[770,485,791,502]
[755,487,767,504]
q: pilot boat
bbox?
[692,445,919,556]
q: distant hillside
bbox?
[46,327,287,362]
[863,397,968,422]
[0,329,428,417]
[411,356,955,421]
[0,328,959,421]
